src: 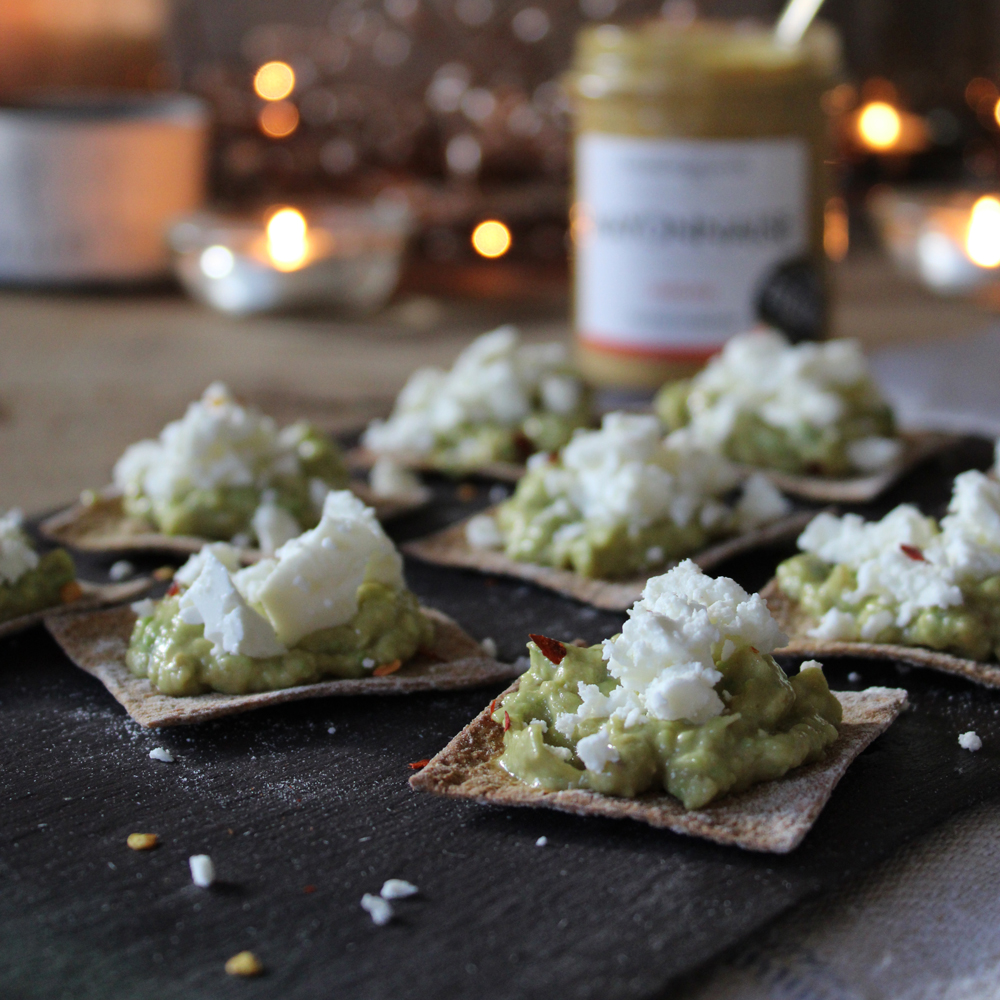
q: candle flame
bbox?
[471,220,512,258]
[858,101,901,151]
[966,196,1000,268]
[267,208,309,271]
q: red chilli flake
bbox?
[407,758,431,770]
[900,543,926,562]
[503,711,511,732]
[489,699,496,715]
[165,581,181,597]
[528,633,567,665]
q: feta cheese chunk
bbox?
[178,552,286,658]
[149,747,175,763]
[174,542,243,586]
[189,854,215,887]
[369,458,424,498]
[465,513,503,549]
[380,879,418,900]
[0,509,40,586]
[251,500,301,556]
[233,490,404,647]
[361,893,393,925]
[958,731,982,751]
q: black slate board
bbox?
[2,436,999,1000]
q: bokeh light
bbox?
[858,101,902,151]
[966,196,1000,268]
[200,245,235,279]
[471,220,512,258]
[823,197,849,262]
[254,61,296,101]
[258,101,300,138]
[267,208,309,271]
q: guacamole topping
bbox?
[0,509,76,623]
[113,382,349,547]
[468,412,791,579]
[656,329,899,477]
[496,561,841,809]
[362,326,590,472]
[776,470,1000,661]
[126,491,432,695]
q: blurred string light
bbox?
[966,196,1000,268]
[200,245,235,279]
[471,220,512,257]
[823,197,849,262]
[259,101,299,138]
[254,61,296,101]
[267,208,310,270]
[857,101,901,151]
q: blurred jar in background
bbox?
[568,16,840,389]
[0,0,169,95]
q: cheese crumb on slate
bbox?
[361,893,393,925]
[380,879,418,900]
[848,671,862,683]
[535,836,548,847]
[959,731,983,752]
[189,854,216,887]
[225,951,263,977]
[148,747,174,763]
[481,637,498,658]
[127,833,159,851]
[109,560,134,581]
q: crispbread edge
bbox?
[749,431,953,504]
[347,446,524,483]
[403,509,816,611]
[410,680,908,853]
[38,483,430,557]
[761,579,1000,688]
[0,578,151,640]
[45,603,521,728]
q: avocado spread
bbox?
[113,383,350,543]
[128,582,432,696]
[495,562,841,809]
[472,412,790,579]
[656,330,899,477]
[0,549,77,624]
[362,326,590,473]
[776,470,1000,661]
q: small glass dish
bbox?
[169,198,411,315]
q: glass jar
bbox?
[568,19,840,389]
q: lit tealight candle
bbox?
[266,208,310,271]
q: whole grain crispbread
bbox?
[38,483,430,558]
[745,432,953,503]
[403,510,816,611]
[0,578,151,641]
[347,445,524,482]
[762,579,1000,688]
[410,680,908,853]
[45,604,521,728]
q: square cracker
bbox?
[747,432,952,503]
[45,604,522,728]
[403,510,816,611]
[38,483,430,559]
[410,681,908,853]
[0,578,151,641]
[761,579,1000,689]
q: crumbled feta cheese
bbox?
[848,671,862,683]
[251,501,301,556]
[178,552,286,658]
[734,473,793,531]
[480,637,498,658]
[369,458,424,498]
[231,490,403,647]
[847,436,904,473]
[189,854,215,887]
[535,836,548,847]
[576,727,620,773]
[558,562,785,733]
[798,660,824,672]
[361,893,393,925]
[174,542,243,586]
[380,879,418,900]
[808,608,859,640]
[149,747,174,763]
[958,731,982,752]
[109,560,134,581]
[0,509,39,586]
[465,513,503,549]
[362,326,582,455]
[131,598,157,618]
[681,330,881,454]
[113,383,301,505]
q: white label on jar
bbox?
[574,133,808,359]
